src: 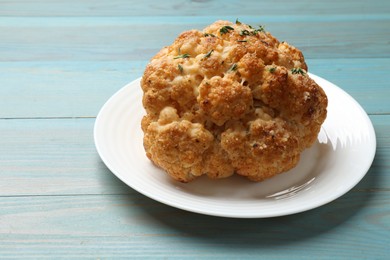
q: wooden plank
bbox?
[0,59,388,118]
[0,118,131,196]
[0,0,389,16]
[0,61,145,118]
[307,59,390,114]
[0,115,388,197]
[0,16,389,61]
[355,115,390,191]
[0,0,387,258]
[0,191,389,258]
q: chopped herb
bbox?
[237,40,247,42]
[268,67,276,73]
[220,25,234,35]
[228,63,238,72]
[204,33,216,37]
[291,68,306,75]
[258,25,266,31]
[178,64,183,73]
[261,40,269,46]
[203,49,214,59]
[237,24,266,37]
[174,53,190,59]
[235,18,241,25]
[240,29,250,36]
[251,25,265,35]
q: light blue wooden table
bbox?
[1,0,389,258]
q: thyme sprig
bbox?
[291,68,306,75]
[240,30,250,36]
[228,63,238,72]
[268,67,276,73]
[239,25,265,37]
[178,64,183,73]
[174,53,190,59]
[204,33,216,37]
[220,25,234,35]
[203,49,214,59]
[251,25,265,35]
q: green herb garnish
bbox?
[203,49,214,59]
[268,67,276,73]
[178,64,183,73]
[235,18,241,25]
[174,53,190,59]
[228,63,238,72]
[261,40,269,46]
[204,33,216,37]
[291,68,306,75]
[240,30,250,36]
[251,25,265,35]
[237,40,247,42]
[220,25,234,35]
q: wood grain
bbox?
[0,191,388,258]
[0,0,389,16]
[0,16,389,61]
[0,59,389,118]
[0,115,388,197]
[0,118,130,196]
[0,0,389,258]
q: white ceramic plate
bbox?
[94,74,376,218]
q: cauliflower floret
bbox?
[143,107,215,182]
[198,75,253,126]
[141,20,327,182]
[221,118,300,181]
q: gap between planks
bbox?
[0,188,388,199]
[1,113,390,120]
[0,116,96,120]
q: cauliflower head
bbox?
[141,20,327,182]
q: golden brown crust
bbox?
[198,75,253,126]
[140,20,327,182]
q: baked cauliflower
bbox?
[141,20,327,182]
